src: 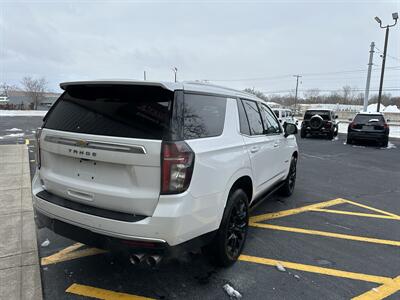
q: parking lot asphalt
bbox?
[1,116,400,299]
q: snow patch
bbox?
[5,128,22,132]
[383,105,400,113]
[0,133,25,139]
[0,110,47,117]
[382,142,397,150]
[223,284,242,299]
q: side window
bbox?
[273,110,279,118]
[260,104,282,134]
[242,99,264,135]
[281,111,286,118]
[183,93,227,139]
[237,99,250,135]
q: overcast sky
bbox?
[1,0,399,96]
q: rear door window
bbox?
[183,93,227,139]
[242,99,264,135]
[44,85,174,139]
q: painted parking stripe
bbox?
[41,243,107,266]
[250,198,347,223]
[342,199,400,219]
[310,208,400,220]
[250,223,400,247]
[352,275,400,300]
[66,283,153,300]
[239,255,391,284]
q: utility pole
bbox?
[172,67,178,82]
[363,42,375,112]
[293,75,302,113]
[143,71,147,81]
[375,13,398,112]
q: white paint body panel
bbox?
[32,81,298,246]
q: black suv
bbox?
[347,113,389,147]
[300,109,338,139]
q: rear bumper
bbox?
[348,131,388,142]
[32,172,223,247]
[302,127,333,134]
[35,209,215,256]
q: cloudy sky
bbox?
[1,0,399,96]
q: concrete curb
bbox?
[0,144,42,300]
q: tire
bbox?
[381,137,389,148]
[279,156,297,197]
[300,129,306,138]
[203,189,249,267]
[327,130,334,140]
[346,137,353,145]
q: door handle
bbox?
[250,146,259,153]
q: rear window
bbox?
[183,93,227,139]
[304,110,331,120]
[44,85,174,139]
[354,114,385,124]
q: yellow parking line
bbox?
[250,198,347,223]
[341,199,400,219]
[250,223,400,247]
[239,255,392,284]
[310,208,400,220]
[41,243,107,266]
[352,275,400,300]
[66,283,153,300]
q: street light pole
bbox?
[375,13,398,112]
[293,75,301,113]
[172,67,178,82]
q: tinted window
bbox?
[183,93,226,139]
[304,110,331,120]
[242,100,264,135]
[260,104,282,134]
[44,85,173,139]
[273,110,279,118]
[237,99,250,135]
[354,114,385,124]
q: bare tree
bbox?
[20,77,47,110]
[0,82,19,97]
[303,89,320,103]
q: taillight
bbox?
[325,121,332,128]
[383,123,388,129]
[161,141,195,194]
[349,122,355,129]
[35,127,42,169]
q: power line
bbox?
[374,46,400,62]
[204,66,400,82]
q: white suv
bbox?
[273,108,299,126]
[32,81,298,266]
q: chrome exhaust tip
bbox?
[145,255,162,267]
[129,253,145,265]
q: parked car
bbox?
[347,112,389,147]
[32,81,298,267]
[300,109,338,139]
[273,108,299,126]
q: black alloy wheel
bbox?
[225,197,248,260]
[279,156,297,196]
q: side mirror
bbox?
[284,123,298,137]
